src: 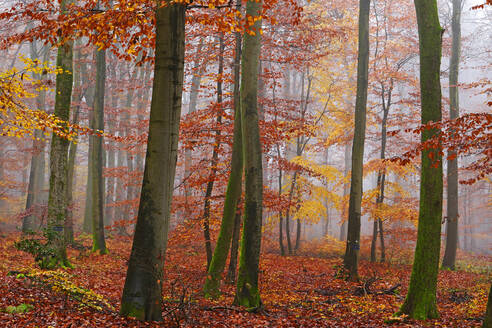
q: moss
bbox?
[120,302,145,320]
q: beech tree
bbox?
[442,0,461,271]
[45,0,74,268]
[120,0,186,320]
[343,0,370,281]
[234,0,264,309]
[396,0,443,320]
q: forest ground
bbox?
[0,230,490,327]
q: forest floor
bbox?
[0,231,490,327]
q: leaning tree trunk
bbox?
[120,1,185,321]
[442,0,461,271]
[46,0,74,268]
[204,30,243,298]
[234,0,263,309]
[484,284,492,328]
[90,47,107,254]
[397,0,443,320]
[343,0,370,282]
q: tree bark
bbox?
[204,30,243,298]
[343,0,370,281]
[339,141,351,241]
[226,208,242,284]
[120,1,185,321]
[46,0,74,268]
[90,47,107,254]
[234,0,263,309]
[484,284,492,328]
[442,0,461,271]
[397,0,443,319]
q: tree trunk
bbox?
[204,30,243,298]
[343,0,370,281]
[202,35,225,270]
[23,41,48,233]
[234,0,263,309]
[90,47,107,254]
[120,2,185,321]
[484,284,492,328]
[227,208,242,284]
[442,0,461,271]
[397,0,443,319]
[46,0,74,268]
[184,37,204,218]
[339,141,351,241]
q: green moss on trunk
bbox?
[397,0,443,320]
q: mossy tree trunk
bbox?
[343,0,370,281]
[234,0,263,309]
[90,47,107,254]
[484,284,492,328]
[46,0,74,268]
[120,1,185,321]
[204,31,243,298]
[226,208,242,284]
[442,0,461,271]
[397,0,443,320]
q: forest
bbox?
[0,0,491,326]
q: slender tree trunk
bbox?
[184,38,204,218]
[120,1,185,321]
[234,0,263,309]
[90,47,107,254]
[442,0,461,271]
[202,35,225,270]
[397,0,443,319]
[82,52,95,234]
[204,30,243,298]
[46,0,74,268]
[340,141,351,241]
[370,218,377,262]
[23,42,48,233]
[343,0,370,281]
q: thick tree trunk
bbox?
[234,0,263,309]
[343,0,370,281]
[397,0,443,320]
[120,2,185,321]
[484,284,492,328]
[90,47,107,254]
[226,208,242,284]
[442,0,461,271]
[204,31,243,298]
[46,0,74,268]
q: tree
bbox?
[484,284,492,328]
[343,0,370,281]
[396,0,443,320]
[90,45,107,254]
[442,0,461,271]
[120,0,186,321]
[204,24,243,298]
[234,0,264,309]
[45,0,74,268]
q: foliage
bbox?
[0,233,490,326]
